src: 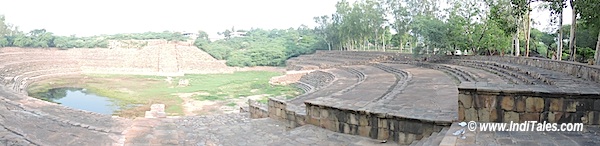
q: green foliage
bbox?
[0,16,190,49]
[197,27,320,67]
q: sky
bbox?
[0,0,573,38]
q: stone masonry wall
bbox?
[266,98,307,129]
[449,56,600,84]
[304,101,446,145]
[248,99,268,119]
[458,82,600,125]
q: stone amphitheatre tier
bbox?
[0,45,401,145]
[0,43,239,145]
[250,50,600,145]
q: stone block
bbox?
[398,133,416,145]
[310,106,320,118]
[144,111,153,118]
[490,109,501,122]
[150,104,165,112]
[564,99,579,112]
[546,112,564,123]
[474,94,496,109]
[515,96,526,112]
[503,111,519,123]
[403,120,423,134]
[548,98,564,112]
[320,109,330,119]
[376,118,388,129]
[286,111,296,121]
[477,108,492,122]
[519,113,540,122]
[420,125,434,138]
[334,109,347,123]
[465,108,478,121]
[388,119,399,132]
[525,97,544,112]
[341,123,351,134]
[458,106,465,121]
[155,112,167,118]
[563,112,585,123]
[369,127,379,139]
[275,109,283,118]
[295,114,306,125]
[458,94,473,108]
[322,120,338,132]
[358,114,369,126]
[377,128,390,140]
[587,111,600,125]
[594,100,600,111]
[349,124,359,135]
[349,113,359,125]
[500,96,514,111]
[307,116,320,125]
[358,125,372,137]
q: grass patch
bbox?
[27,71,300,118]
[226,102,237,107]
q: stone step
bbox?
[439,123,464,146]
[410,134,432,146]
[428,127,450,146]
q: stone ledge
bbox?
[303,97,451,145]
[459,82,600,98]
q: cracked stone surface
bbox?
[124,113,399,146]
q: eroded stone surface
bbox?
[124,113,398,146]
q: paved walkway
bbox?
[443,123,600,146]
[123,113,400,146]
[366,64,458,123]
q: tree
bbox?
[576,0,600,64]
[567,0,578,61]
[543,0,567,60]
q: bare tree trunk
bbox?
[557,12,564,61]
[514,29,520,56]
[546,47,550,58]
[568,9,577,61]
[382,31,386,52]
[595,30,600,65]
[525,5,531,57]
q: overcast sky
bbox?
[0,0,572,37]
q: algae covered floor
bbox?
[26,71,301,118]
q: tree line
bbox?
[312,0,600,64]
[0,15,189,49]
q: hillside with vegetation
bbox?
[0,15,188,49]
[193,27,323,67]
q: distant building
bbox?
[230,31,247,38]
[182,32,198,39]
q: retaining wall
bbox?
[458,82,600,125]
[304,98,448,145]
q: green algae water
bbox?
[31,87,120,115]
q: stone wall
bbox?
[266,98,307,129]
[449,56,600,84]
[248,99,268,119]
[458,82,600,125]
[304,101,447,145]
